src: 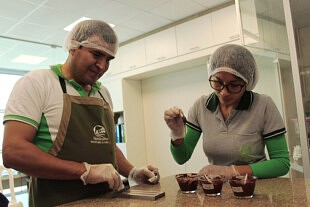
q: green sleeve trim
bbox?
[34,114,53,152]
[249,134,290,178]
[3,114,39,128]
[170,125,201,165]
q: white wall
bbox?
[253,55,284,115]
[141,65,210,177]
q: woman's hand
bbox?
[164,106,186,141]
[199,165,239,180]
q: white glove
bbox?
[164,106,186,141]
[129,165,160,184]
[80,162,124,191]
[199,165,239,179]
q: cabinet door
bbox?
[102,78,123,112]
[176,13,214,55]
[145,27,177,64]
[106,48,123,76]
[120,39,146,71]
[211,5,239,45]
[259,18,289,54]
[273,23,289,54]
[300,26,310,67]
[239,0,259,45]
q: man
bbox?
[2,19,159,207]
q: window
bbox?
[0,73,23,165]
[0,73,29,196]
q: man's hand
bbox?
[129,165,160,184]
[80,162,124,190]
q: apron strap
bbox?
[58,76,107,103]
[59,76,67,93]
[98,90,107,102]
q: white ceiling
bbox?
[0,0,231,72]
[0,0,308,72]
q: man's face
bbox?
[69,46,114,87]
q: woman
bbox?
[164,44,290,179]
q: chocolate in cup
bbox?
[199,175,225,196]
[175,173,198,193]
[229,175,257,199]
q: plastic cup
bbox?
[199,175,225,196]
[229,175,257,199]
[175,173,198,193]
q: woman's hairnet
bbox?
[64,19,118,57]
[208,44,259,91]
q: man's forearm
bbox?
[116,146,134,177]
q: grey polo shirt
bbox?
[187,91,286,165]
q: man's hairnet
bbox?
[64,19,118,57]
[208,44,259,91]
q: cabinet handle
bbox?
[157,56,166,61]
[230,34,239,40]
[190,46,200,51]
[129,65,137,69]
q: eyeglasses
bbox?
[209,78,245,94]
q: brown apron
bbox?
[29,77,117,207]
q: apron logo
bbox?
[237,144,254,163]
[91,125,110,144]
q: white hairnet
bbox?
[64,19,118,57]
[208,44,259,91]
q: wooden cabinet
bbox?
[176,4,240,55]
[211,4,239,45]
[106,39,147,76]
[175,13,214,55]
[108,4,239,77]
[145,27,178,64]
[120,39,146,71]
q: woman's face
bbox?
[210,71,246,107]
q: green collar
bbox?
[51,64,101,96]
[206,91,254,112]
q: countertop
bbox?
[59,175,310,207]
